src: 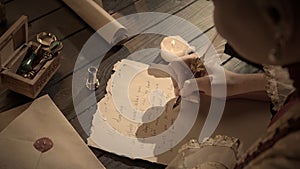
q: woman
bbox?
[167,0,300,168]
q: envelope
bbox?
[0,95,105,169]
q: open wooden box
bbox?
[0,15,61,98]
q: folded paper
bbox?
[0,95,105,169]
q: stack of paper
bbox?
[88,59,201,164]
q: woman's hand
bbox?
[167,54,199,96]
[168,54,267,99]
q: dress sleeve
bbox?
[167,135,241,169]
[243,131,300,169]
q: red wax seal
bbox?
[33,137,53,153]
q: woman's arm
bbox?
[167,55,269,101]
[227,73,270,101]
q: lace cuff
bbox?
[167,135,241,169]
[263,65,295,111]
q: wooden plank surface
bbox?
[27,7,86,41]
[5,0,63,24]
[1,1,207,168]
[45,1,226,123]
[66,0,219,168]
[95,0,140,14]
[68,1,229,168]
[0,0,260,168]
[70,0,217,121]
[50,0,204,120]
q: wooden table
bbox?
[0,0,265,168]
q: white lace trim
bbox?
[263,65,295,111]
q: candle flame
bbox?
[171,40,176,47]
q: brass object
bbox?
[0,16,62,98]
[25,41,63,79]
[19,32,63,79]
[37,32,57,46]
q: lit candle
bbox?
[171,40,176,51]
[160,36,190,62]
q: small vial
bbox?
[86,66,99,90]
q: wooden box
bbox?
[0,15,61,98]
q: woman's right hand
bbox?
[168,54,267,99]
[168,54,228,98]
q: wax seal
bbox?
[33,137,54,153]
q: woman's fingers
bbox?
[168,55,198,89]
[180,76,212,97]
[167,53,226,97]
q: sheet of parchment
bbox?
[88,59,202,164]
